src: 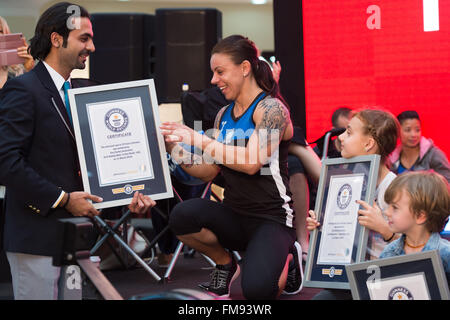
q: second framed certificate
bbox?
[304,155,380,289]
[68,79,173,209]
[346,250,449,300]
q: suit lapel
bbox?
[34,62,75,139]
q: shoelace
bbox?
[286,263,298,288]
[210,268,230,289]
[287,269,295,282]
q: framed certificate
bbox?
[346,250,450,300]
[304,155,380,289]
[68,79,173,209]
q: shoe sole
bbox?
[282,241,304,295]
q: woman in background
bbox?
[0,16,35,89]
[389,110,450,182]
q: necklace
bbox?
[404,238,426,249]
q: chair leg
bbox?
[90,210,131,255]
[232,251,242,263]
[200,250,242,267]
[164,241,184,280]
[93,216,162,282]
[200,253,216,267]
[162,181,214,281]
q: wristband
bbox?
[62,192,70,209]
[383,232,395,242]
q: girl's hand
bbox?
[306,210,321,231]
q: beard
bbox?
[74,50,90,69]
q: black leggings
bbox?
[169,198,297,300]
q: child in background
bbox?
[381,171,449,281]
[307,108,400,299]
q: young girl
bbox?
[308,109,400,255]
[381,171,449,278]
[307,108,400,300]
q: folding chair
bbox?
[305,127,346,210]
[310,127,346,161]
[88,155,207,283]
[90,210,162,282]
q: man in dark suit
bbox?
[0,2,154,299]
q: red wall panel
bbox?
[303,1,450,156]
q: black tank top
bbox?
[216,94,294,228]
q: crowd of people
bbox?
[0,2,449,301]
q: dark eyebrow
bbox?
[79,32,93,39]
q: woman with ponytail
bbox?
[160,35,303,299]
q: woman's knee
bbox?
[168,198,205,235]
[241,275,278,300]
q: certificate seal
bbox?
[329,267,336,278]
[388,286,414,300]
[123,184,133,195]
[337,183,352,209]
[105,108,129,132]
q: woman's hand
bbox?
[306,210,321,231]
[128,191,156,215]
[17,37,34,71]
[272,60,281,84]
[160,122,197,145]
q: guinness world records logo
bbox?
[388,286,414,300]
[123,184,133,195]
[337,183,352,209]
[105,108,129,132]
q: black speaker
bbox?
[90,13,155,84]
[273,1,306,132]
[155,8,222,103]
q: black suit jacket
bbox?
[0,62,87,256]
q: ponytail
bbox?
[253,59,288,108]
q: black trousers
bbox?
[169,198,296,300]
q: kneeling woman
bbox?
[161,35,301,299]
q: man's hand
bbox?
[63,191,103,217]
[128,191,156,215]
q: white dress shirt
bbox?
[42,61,71,208]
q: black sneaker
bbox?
[282,241,304,295]
[201,256,240,297]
